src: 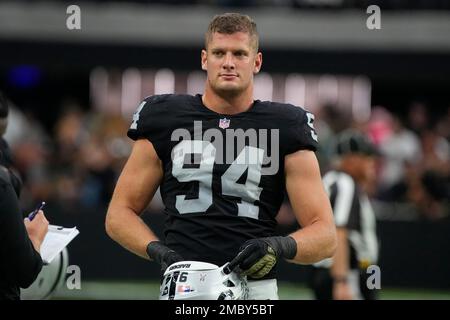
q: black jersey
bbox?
[127,94,318,277]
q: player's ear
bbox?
[201,49,207,71]
[253,52,262,74]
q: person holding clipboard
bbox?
[0,91,49,300]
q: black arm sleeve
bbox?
[0,178,43,291]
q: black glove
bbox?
[146,241,184,274]
[225,236,297,279]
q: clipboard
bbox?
[40,225,79,264]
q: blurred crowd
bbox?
[1,93,449,222]
[16,0,450,10]
[315,101,450,221]
[2,99,131,215]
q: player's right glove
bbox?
[224,236,297,279]
[146,241,184,274]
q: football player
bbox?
[106,13,336,299]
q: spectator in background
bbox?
[77,113,128,208]
[411,128,450,220]
[420,129,449,174]
[377,114,422,200]
[309,129,379,300]
[408,101,429,135]
[52,107,86,208]
[367,105,449,220]
[2,94,52,212]
[314,104,352,172]
[435,106,450,142]
[50,106,130,211]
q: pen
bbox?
[28,201,46,221]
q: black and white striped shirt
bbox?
[315,170,378,269]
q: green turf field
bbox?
[52,280,450,300]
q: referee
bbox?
[0,92,49,300]
[309,129,379,300]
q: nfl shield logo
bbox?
[219,118,230,129]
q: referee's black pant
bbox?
[307,267,378,300]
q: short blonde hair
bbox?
[205,13,259,52]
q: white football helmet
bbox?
[21,248,69,300]
[159,261,248,300]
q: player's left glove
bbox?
[225,236,297,279]
[146,241,184,274]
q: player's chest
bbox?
[167,116,281,177]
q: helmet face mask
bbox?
[159,261,248,300]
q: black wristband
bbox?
[263,236,297,260]
[146,240,169,264]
